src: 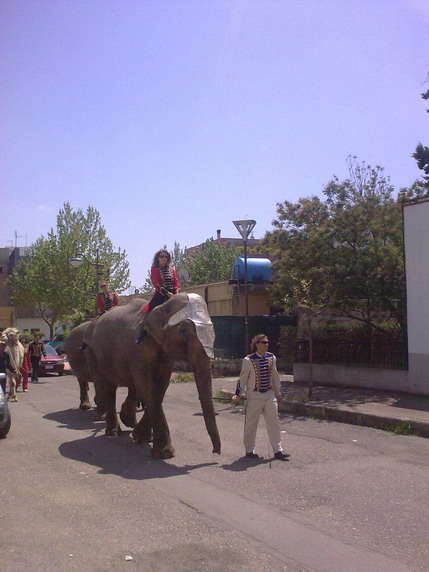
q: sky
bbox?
[1,0,429,292]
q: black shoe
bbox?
[245,452,259,459]
[274,451,290,461]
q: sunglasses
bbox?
[257,340,269,344]
[159,255,168,258]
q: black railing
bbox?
[296,337,408,370]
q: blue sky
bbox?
[1,0,429,291]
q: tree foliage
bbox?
[412,81,429,189]
[262,157,407,335]
[8,202,130,337]
[413,143,429,189]
[184,239,241,285]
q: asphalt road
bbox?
[1,373,429,572]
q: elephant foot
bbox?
[132,430,153,444]
[120,410,137,429]
[151,444,175,459]
[79,402,92,410]
[105,426,122,437]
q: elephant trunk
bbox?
[190,355,221,454]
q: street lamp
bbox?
[233,219,256,354]
[69,249,104,313]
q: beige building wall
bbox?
[182,281,271,317]
[0,306,15,330]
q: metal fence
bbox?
[296,337,408,370]
[212,315,297,359]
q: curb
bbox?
[278,400,429,438]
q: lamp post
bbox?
[233,219,256,354]
[69,249,104,314]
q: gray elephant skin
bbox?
[66,293,221,459]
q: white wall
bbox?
[403,198,429,393]
[16,318,51,340]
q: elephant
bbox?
[65,321,93,411]
[66,321,137,428]
[67,293,221,459]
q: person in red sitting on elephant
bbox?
[96,282,119,315]
[136,249,180,343]
[79,282,119,350]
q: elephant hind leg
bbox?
[99,383,121,436]
[78,379,92,410]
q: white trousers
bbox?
[243,390,283,454]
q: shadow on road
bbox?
[45,407,218,481]
[221,456,287,472]
[44,407,104,431]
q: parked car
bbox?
[0,374,11,438]
[38,345,66,376]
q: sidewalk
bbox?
[212,375,429,438]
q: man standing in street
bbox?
[29,335,46,383]
[234,333,290,461]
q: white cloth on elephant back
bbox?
[167,293,215,358]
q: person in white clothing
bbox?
[234,333,290,461]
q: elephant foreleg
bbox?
[147,387,175,459]
[151,409,175,460]
[140,364,175,459]
[119,387,138,428]
[132,409,153,444]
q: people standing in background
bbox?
[29,335,46,383]
[18,338,31,392]
[234,333,290,461]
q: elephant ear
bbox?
[144,293,190,344]
[167,293,215,358]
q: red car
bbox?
[37,344,66,376]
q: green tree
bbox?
[170,241,186,272]
[412,143,429,189]
[262,157,407,335]
[286,277,332,398]
[412,82,429,189]
[9,202,130,337]
[184,239,241,285]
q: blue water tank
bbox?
[232,258,272,282]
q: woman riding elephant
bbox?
[136,249,180,343]
[67,293,220,459]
